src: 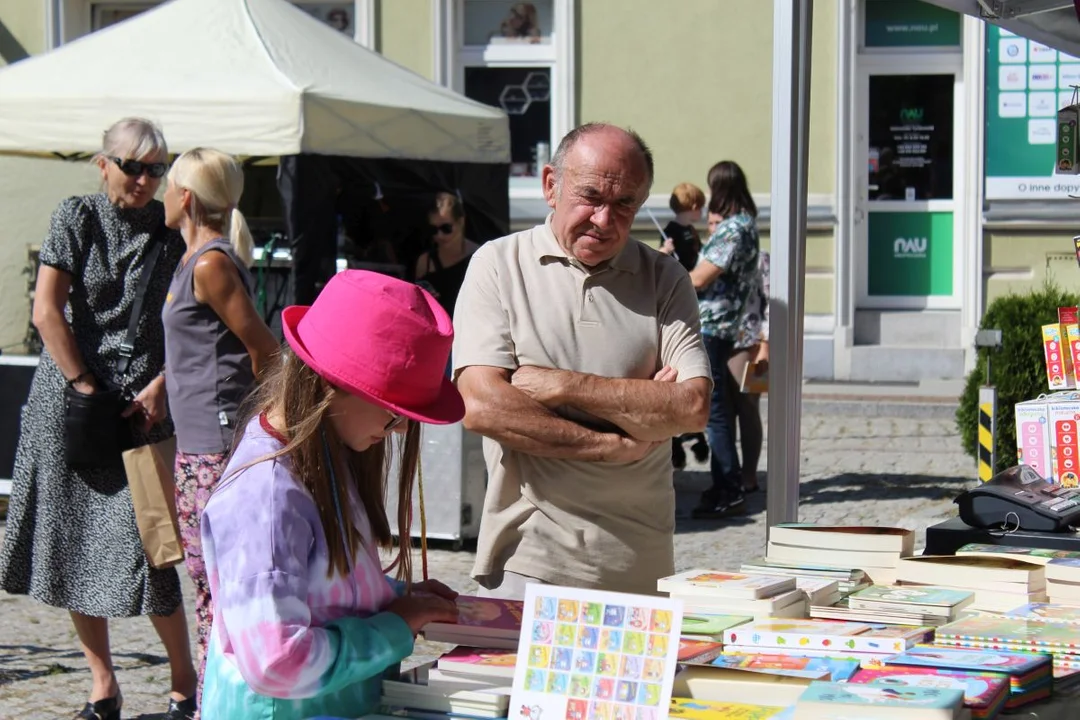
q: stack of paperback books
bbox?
[764,524,914,587]
[380,659,511,718]
[810,585,974,627]
[893,556,1046,613]
[741,557,868,596]
[657,569,809,619]
[420,596,523,649]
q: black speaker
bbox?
[0,356,37,482]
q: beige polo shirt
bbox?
[452,217,711,595]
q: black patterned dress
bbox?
[0,193,185,617]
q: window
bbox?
[86,1,361,37]
[440,0,574,192]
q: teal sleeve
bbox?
[318,612,415,696]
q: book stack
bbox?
[1046,558,1080,604]
[721,618,932,663]
[672,663,816,708]
[810,585,973,627]
[421,596,523,649]
[956,543,1080,565]
[380,661,511,719]
[892,556,1047,613]
[791,680,968,719]
[656,569,808,619]
[933,615,1080,686]
[710,652,860,682]
[741,557,869,596]
[869,644,1052,710]
[847,665,1008,719]
[764,524,915,587]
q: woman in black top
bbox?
[414,192,478,318]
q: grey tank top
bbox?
[162,239,256,454]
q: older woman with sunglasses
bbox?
[0,117,198,720]
[414,191,478,319]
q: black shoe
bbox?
[690,438,710,463]
[164,696,197,720]
[691,489,746,519]
[672,443,687,470]
[75,695,121,720]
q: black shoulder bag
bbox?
[64,222,167,467]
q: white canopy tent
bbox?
[767,0,1080,533]
[0,0,509,164]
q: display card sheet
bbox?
[510,584,683,720]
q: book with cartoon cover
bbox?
[848,585,974,612]
[849,666,1009,718]
[1004,602,1080,625]
[935,615,1080,652]
[680,613,753,638]
[724,619,932,654]
[880,644,1051,679]
[678,639,725,664]
[710,652,859,681]
[668,698,786,719]
[795,680,965,718]
[422,596,524,648]
[437,647,519,678]
[658,569,795,599]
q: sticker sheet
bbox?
[511,584,683,720]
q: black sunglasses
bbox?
[110,156,168,179]
[430,223,454,236]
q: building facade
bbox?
[0,0,1073,382]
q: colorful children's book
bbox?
[658,569,795,599]
[795,680,965,718]
[436,647,519,679]
[724,619,932,655]
[669,697,786,719]
[710,652,859,681]
[849,666,1009,719]
[422,596,524,649]
[879,644,1052,680]
[680,613,753,638]
[510,585,683,720]
[848,585,974,614]
[935,615,1080,653]
[678,639,725,664]
[1004,602,1080,625]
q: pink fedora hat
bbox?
[281,270,464,425]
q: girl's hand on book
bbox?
[388,593,459,634]
[413,578,459,601]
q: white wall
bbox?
[0,156,101,351]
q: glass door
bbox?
[856,63,964,309]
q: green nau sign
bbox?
[868,211,954,297]
[864,0,961,48]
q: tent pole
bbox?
[766,0,813,536]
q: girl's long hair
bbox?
[706,160,757,219]
[229,350,419,583]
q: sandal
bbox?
[75,694,121,720]
[164,695,197,720]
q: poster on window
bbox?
[463,0,553,46]
[465,67,551,177]
[985,25,1080,198]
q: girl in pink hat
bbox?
[198,270,465,719]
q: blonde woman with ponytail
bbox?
[161,147,279,710]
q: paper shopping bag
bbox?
[123,436,184,569]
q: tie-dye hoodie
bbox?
[200,416,413,719]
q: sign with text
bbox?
[864,0,961,48]
[868,211,954,297]
[986,25,1080,198]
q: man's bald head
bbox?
[549,123,654,195]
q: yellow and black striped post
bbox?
[978,386,997,482]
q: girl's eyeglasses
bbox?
[430,223,454,236]
[384,410,406,432]
[111,156,169,179]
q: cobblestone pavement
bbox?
[0,412,974,719]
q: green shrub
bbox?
[957,282,1080,473]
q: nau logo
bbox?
[894,236,928,257]
[899,107,924,122]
